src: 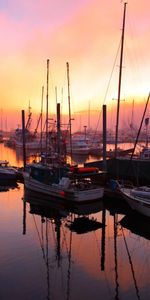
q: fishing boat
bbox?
[23,163,104,203]
[23,61,105,203]
[0,160,18,180]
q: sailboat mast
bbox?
[57,103,61,157]
[40,86,44,154]
[66,62,72,160]
[55,86,58,115]
[46,59,49,161]
[88,100,91,131]
[115,2,127,158]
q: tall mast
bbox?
[46,59,49,161]
[66,62,72,160]
[115,2,127,158]
[40,86,44,154]
[55,86,58,115]
[57,103,61,157]
[88,100,91,131]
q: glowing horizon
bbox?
[0,0,150,131]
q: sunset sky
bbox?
[0,0,150,132]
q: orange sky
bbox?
[0,0,150,132]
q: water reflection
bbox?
[120,212,150,241]
[23,190,106,300]
[15,147,39,164]
[23,189,149,300]
[0,181,19,192]
[0,144,150,299]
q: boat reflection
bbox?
[66,200,104,234]
[120,212,150,240]
[22,189,150,300]
[0,181,19,192]
[66,216,104,234]
[23,190,105,300]
[103,195,131,216]
[24,190,70,300]
[24,189,69,218]
[24,187,104,216]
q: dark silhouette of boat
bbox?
[120,212,150,240]
[66,216,104,234]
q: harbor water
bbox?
[0,143,150,300]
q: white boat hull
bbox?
[24,173,104,203]
[120,187,150,217]
[65,187,104,202]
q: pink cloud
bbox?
[0,0,150,131]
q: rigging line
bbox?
[66,215,73,300]
[93,230,101,251]
[61,224,69,255]
[91,40,121,144]
[50,219,57,245]
[41,218,44,247]
[46,218,49,262]
[130,92,150,161]
[92,224,113,297]
[114,214,119,300]
[103,40,121,106]
[127,9,146,87]
[32,215,46,262]
[120,225,141,300]
[46,218,50,300]
[56,227,67,300]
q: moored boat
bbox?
[66,134,90,155]
[23,163,104,203]
[0,160,18,181]
[119,185,150,217]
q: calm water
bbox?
[0,143,150,300]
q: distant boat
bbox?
[106,147,134,158]
[66,134,90,155]
[89,141,103,156]
[15,138,41,150]
[0,160,18,181]
[5,103,43,151]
